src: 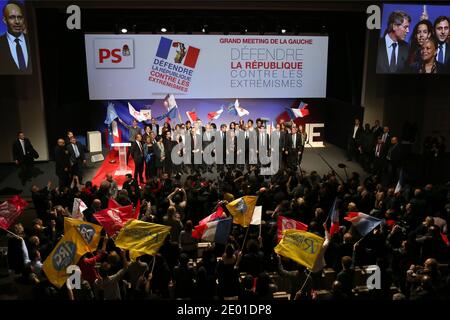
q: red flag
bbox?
[108,198,120,209]
[0,195,28,230]
[442,233,450,246]
[93,205,134,237]
[277,215,308,242]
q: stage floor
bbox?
[0,143,367,200]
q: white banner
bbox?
[85,34,328,100]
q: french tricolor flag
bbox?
[156,37,200,68]
[328,198,340,236]
[344,212,382,237]
[285,101,310,119]
[192,217,232,245]
[207,107,223,121]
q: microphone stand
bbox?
[306,141,345,184]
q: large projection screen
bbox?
[85,34,328,99]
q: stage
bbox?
[0,143,367,200]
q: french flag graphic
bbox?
[156,37,200,68]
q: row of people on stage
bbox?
[377,12,450,74]
[123,118,308,184]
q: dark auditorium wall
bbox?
[0,4,49,163]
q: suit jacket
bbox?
[349,125,363,144]
[438,42,450,66]
[12,138,37,163]
[0,33,32,75]
[257,132,270,153]
[286,133,303,155]
[372,126,383,140]
[130,140,144,163]
[67,142,86,165]
[149,123,160,135]
[54,146,70,175]
[376,37,409,73]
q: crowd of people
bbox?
[377,11,450,74]
[3,115,449,301]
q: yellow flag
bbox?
[274,229,325,270]
[115,220,171,259]
[42,227,90,288]
[63,217,103,252]
[226,196,258,227]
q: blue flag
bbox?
[104,102,119,125]
[155,105,178,121]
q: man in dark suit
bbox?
[285,126,302,172]
[386,136,404,185]
[376,11,411,73]
[257,125,270,168]
[217,124,227,171]
[54,139,71,188]
[347,118,363,161]
[371,120,383,140]
[67,136,86,183]
[12,131,37,185]
[148,117,160,135]
[0,1,32,74]
[130,133,145,184]
[434,16,450,67]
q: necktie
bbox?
[438,43,444,64]
[73,144,80,158]
[390,42,397,72]
[20,140,26,155]
[15,38,26,71]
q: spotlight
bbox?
[121,28,128,34]
[161,27,167,33]
[202,24,208,33]
[281,29,286,34]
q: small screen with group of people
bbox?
[377,4,450,74]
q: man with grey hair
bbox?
[376,10,411,73]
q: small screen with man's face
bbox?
[377,3,450,74]
[0,0,32,75]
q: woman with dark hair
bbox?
[142,125,152,142]
[410,37,445,73]
[229,121,236,133]
[408,20,434,65]
[143,135,154,181]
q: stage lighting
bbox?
[161,27,167,33]
[121,28,128,34]
[281,29,286,34]
[202,24,209,33]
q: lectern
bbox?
[111,143,132,176]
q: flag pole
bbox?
[296,269,313,299]
[1,227,21,239]
[150,255,156,275]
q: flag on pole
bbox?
[115,220,171,260]
[42,227,90,288]
[207,107,224,121]
[156,103,178,121]
[71,198,88,220]
[104,102,119,125]
[285,101,309,119]
[192,206,226,238]
[128,102,148,122]
[277,215,308,242]
[234,99,249,117]
[395,169,404,193]
[328,198,340,236]
[250,206,262,225]
[186,110,198,122]
[63,217,103,252]
[226,196,258,227]
[93,205,135,237]
[192,217,232,245]
[275,229,325,270]
[0,195,28,230]
[344,212,382,237]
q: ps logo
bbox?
[366,5,381,30]
[66,5,81,30]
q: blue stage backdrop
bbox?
[100,98,324,143]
